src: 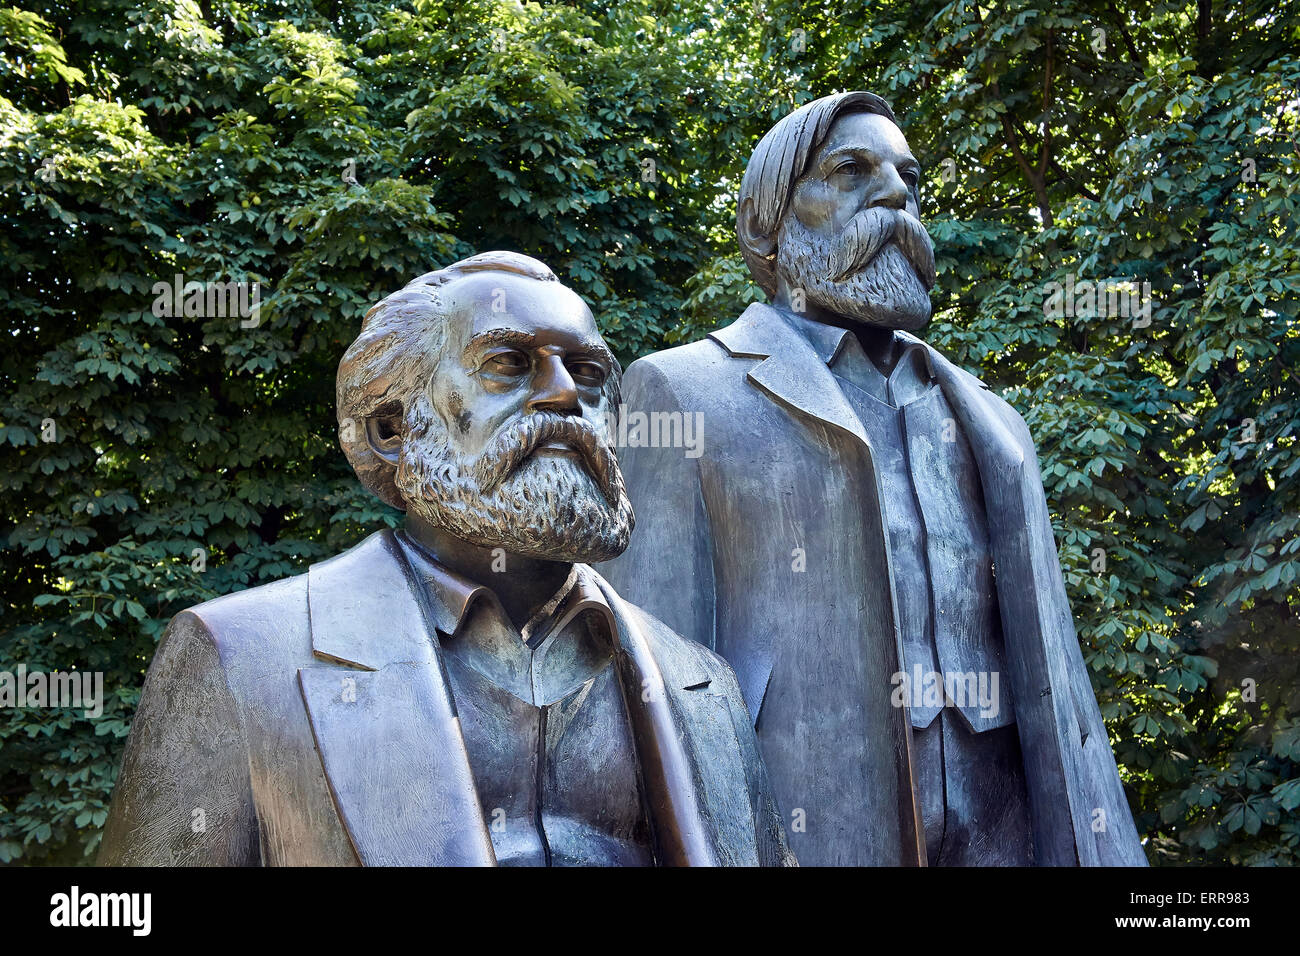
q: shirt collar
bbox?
[779,308,937,382]
[396,530,610,648]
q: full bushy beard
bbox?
[394,406,634,563]
[777,205,935,330]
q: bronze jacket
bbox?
[599,302,1147,867]
[99,529,794,866]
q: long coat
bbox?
[99,529,793,866]
[599,302,1146,866]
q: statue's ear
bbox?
[364,405,403,466]
[737,196,776,260]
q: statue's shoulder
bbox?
[626,334,728,381]
[179,571,310,657]
[139,572,311,710]
[200,529,398,625]
[911,340,1043,467]
[623,318,753,409]
[188,571,307,626]
[176,531,393,663]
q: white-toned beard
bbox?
[393,406,634,563]
[777,206,934,330]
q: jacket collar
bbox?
[710,303,998,439]
[711,301,959,384]
[305,529,436,671]
[782,308,938,385]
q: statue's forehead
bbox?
[816,111,914,162]
[439,272,599,345]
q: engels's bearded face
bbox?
[776,110,936,330]
[391,273,633,563]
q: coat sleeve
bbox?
[999,398,1148,866]
[98,612,261,866]
[599,356,717,650]
[705,648,797,867]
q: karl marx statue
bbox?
[601,93,1147,866]
[100,251,793,867]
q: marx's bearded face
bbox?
[386,272,633,563]
[776,111,936,330]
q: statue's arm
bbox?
[601,357,717,649]
[98,611,260,866]
[998,397,1147,865]
[707,650,797,866]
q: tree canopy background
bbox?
[1,0,1297,864]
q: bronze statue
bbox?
[600,93,1147,866]
[99,251,793,867]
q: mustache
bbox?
[826,205,936,288]
[474,411,624,505]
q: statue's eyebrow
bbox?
[465,328,616,369]
[465,328,535,357]
[816,144,920,176]
[565,341,617,370]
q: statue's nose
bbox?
[870,164,910,210]
[527,353,580,415]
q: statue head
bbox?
[737,91,936,331]
[337,251,633,563]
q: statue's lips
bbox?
[535,440,582,456]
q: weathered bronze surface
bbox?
[99,252,794,867]
[600,93,1147,866]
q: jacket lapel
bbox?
[582,571,723,866]
[712,303,872,449]
[299,530,497,866]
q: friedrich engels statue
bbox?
[601,92,1147,866]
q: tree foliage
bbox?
[1,0,1297,864]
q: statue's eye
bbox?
[833,160,861,177]
[483,350,529,375]
[901,169,919,188]
[567,360,607,388]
